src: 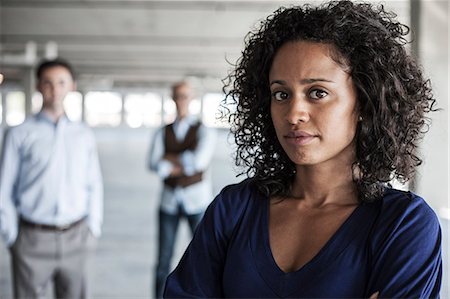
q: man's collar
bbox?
[174,114,198,125]
[37,110,69,125]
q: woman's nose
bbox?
[285,96,310,125]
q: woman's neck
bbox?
[290,163,358,207]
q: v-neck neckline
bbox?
[264,197,362,275]
[249,194,365,297]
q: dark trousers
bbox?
[155,209,203,299]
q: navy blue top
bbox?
[165,179,442,298]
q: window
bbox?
[64,92,83,122]
[124,93,163,128]
[163,96,201,124]
[31,92,43,114]
[190,98,201,116]
[163,97,176,124]
[31,91,82,122]
[6,91,26,126]
[202,93,229,128]
[85,91,122,127]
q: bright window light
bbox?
[163,98,176,124]
[31,91,82,122]
[124,92,162,128]
[31,92,43,114]
[164,97,201,125]
[189,98,201,116]
[6,91,26,126]
[64,92,83,122]
[202,93,229,128]
[85,91,122,127]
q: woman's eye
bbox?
[309,89,328,99]
[272,91,289,101]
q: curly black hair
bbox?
[221,0,436,202]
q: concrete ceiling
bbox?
[0,0,410,92]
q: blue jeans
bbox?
[155,209,203,299]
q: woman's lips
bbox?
[284,131,317,146]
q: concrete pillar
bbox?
[120,93,126,126]
[410,0,421,59]
[81,91,86,123]
[23,67,35,117]
[413,0,449,216]
[200,93,205,123]
[408,0,422,192]
[1,90,6,127]
[160,93,166,126]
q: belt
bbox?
[20,217,85,232]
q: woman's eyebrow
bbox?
[270,78,335,86]
[300,78,335,84]
[270,80,286,86]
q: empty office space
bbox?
[0,1,448,298]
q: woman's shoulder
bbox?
[380,188,439,223]
[370,188,441,243]
[209,178,262,215]
[219,178,259,197]
[201,178,262,237]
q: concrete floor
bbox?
[0,127,448,298]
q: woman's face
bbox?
[269,41,359,168]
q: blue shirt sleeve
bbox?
[147,127,174,179]
[366,193,442,298]
[85,129,104,237]
[0,128,21,246]
[179,125,217,176]
[164,182,251,298]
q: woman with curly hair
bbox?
[164,1,442,297]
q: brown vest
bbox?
[163,122,203,188]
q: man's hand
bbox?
[164,153,183,177]
[369,291,379,299]
[170,164,183,177]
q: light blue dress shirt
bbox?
[0,112,103,246]
[147,115,217,215]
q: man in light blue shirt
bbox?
[0,58,103,299]
[148,81,216,299]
